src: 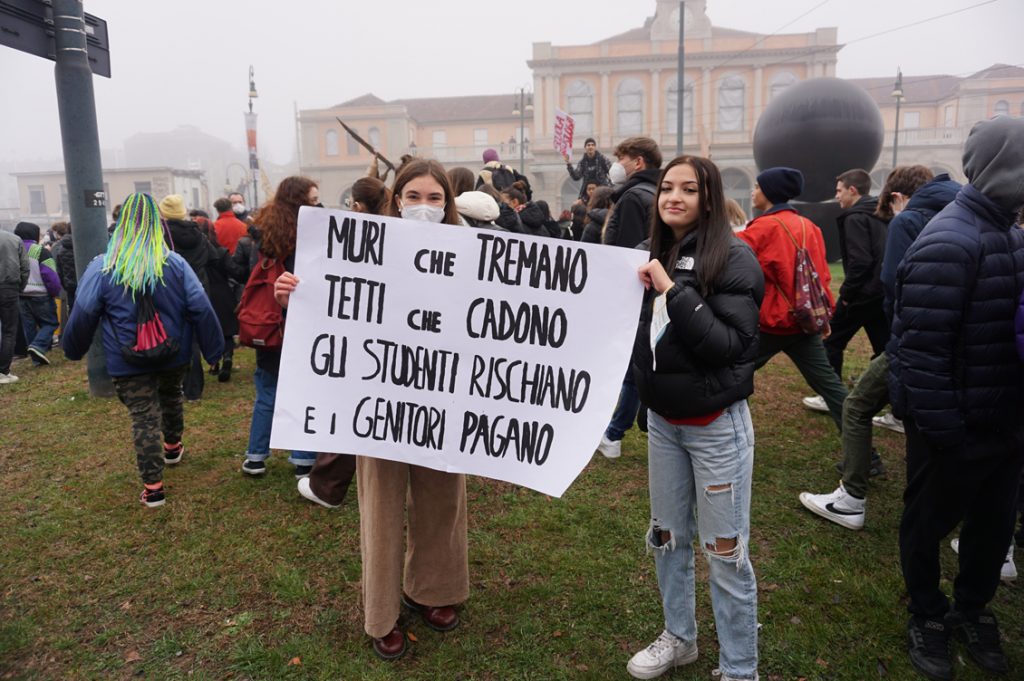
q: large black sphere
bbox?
[753,78,884,202]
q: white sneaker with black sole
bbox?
[799,482,865,530]
[801,395,829,413]
[950,538,1016,581]
[627,630,698,679]
[872,412,905,434]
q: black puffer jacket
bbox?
[519,203,562,239]
[54,233,77,298]
[836,196,888,303]
[887,184,1024,457]
[581,207,608,244]
[633,234,765,419]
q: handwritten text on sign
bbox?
[553,108,575,161]
[271,208,647,497]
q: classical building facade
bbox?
[297,0,1023,218]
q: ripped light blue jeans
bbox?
[647,400,758,680]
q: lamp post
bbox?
[891,68,904,168]
[246,66,260,207]
[511,87,533,174]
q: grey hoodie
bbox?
[0,229,30,290]
[962,116,1024,214]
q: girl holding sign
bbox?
[626,157,764,681]
[274,159,467,661]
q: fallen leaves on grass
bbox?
[287,656,301,666]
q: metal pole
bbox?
[676,0,686,157]
[892,68,903,168]
[53,0,113,397]
[519,89,525,174]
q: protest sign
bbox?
[271,207,647,497]
[553,109,575,161]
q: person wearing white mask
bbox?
[274,159,467,662]
[228,192,249,222]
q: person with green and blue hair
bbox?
[63,193,223,507]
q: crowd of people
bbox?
[1,115,1023,680]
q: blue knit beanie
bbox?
[756,167,804,204]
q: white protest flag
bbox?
[271,207,647,497]
[553,108,575,161]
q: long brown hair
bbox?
[258,176,318,259]
[389,159,460,226]
[649,156,733,296]
[876,165,934,219]
[351,177,391,216]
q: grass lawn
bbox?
[1,272,1021,679]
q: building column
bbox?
[753,66,763,122]
[534,74,545,144]
[546,75,557,142]
[651,70,661,142]
[702,67,712,152]
[600,71,610,145]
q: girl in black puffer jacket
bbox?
[626,156,764,681]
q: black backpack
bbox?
[490,165,516,192]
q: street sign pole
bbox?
[53,0,113,397]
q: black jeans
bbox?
[182,341,204,401]
[0,286,19,374]
[823,297,889,379]
[899,418,1024,617]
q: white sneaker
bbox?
[0,373,18,384]
[799,482,865,530]
[872,412,905,434]
[297,476,340,509]
[596,435,622,459]
[950,538,1016,581]
[627,630,698,679]
[801,395,829,413]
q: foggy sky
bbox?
[1,0,1020,167]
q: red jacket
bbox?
[737,207,833,335]
[214,211,249,255]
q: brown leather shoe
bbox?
[402,594,460,632]
[371,626,407,660]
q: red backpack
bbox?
[237,256,286,349]
[772,217,833,336]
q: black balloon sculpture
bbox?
[753,77,884,202]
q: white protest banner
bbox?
[553,108,575,161]
[271,207,647,497]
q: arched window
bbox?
[616,78,644,136]
[665,79,694,134]
[368,127,381,148]
[325,130,339,156]
[769,71,797,101]
[721,168,752,217]
[994,100,1010,116]
[567,80,594,137]
[717,75,745,131]
[346,128,359,155]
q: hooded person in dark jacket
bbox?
[518,200,563,239]
[888,116,1024,681]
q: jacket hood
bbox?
[519,202,546,228]
[843,195,878,217]
[612,167,661,201]
[454,191,500,222]
[905,174,961,215]
[962,116,1024,213]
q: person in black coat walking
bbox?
[888,116,1024,681]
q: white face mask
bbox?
[609,162,627,185]
[231,203,246,215]
[400,203,446,224]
